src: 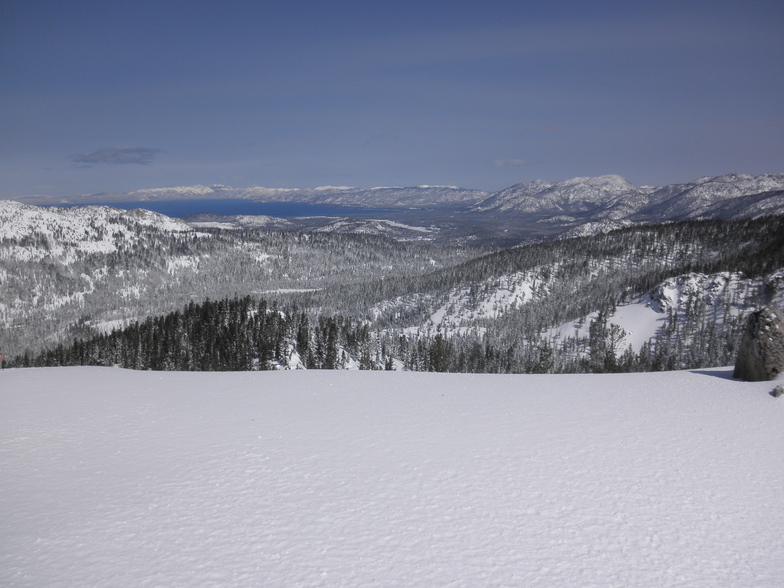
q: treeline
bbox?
[11,294,565,373]
[12,289,755,375]
[13,296,382,371]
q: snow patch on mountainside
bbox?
[650,272,757,314]
[371,268,552,336]
[550,299,662,352]
[560,219,638,238]
[548,271,777,353]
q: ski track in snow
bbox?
[1,367,783,587]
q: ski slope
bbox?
[2,367,783,587]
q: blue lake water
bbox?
[57,200,393,219]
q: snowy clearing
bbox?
[1,367,783,587]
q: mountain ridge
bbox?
[12,173,783,235]
[17,184,491,210]
[472,172,784,220]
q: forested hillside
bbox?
[17,297,378,372]
[294,216,784,328]
[14,216,784,374]
[0,201,481,355]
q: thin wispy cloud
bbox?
[69,147,162,166]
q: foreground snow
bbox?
[2,367,783,587]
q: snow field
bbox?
[1,367,783,587]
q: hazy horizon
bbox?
[2,1,783,199]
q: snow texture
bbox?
[2,367,783,587]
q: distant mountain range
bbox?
[474,172,784,221]
[20,184,491,210]
[11,172,784,243]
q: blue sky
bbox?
[1,0,782,198]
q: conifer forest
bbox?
[6,207,783,374]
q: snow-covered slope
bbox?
[549,270,780,353]
[2,367,782,587]
[1,200,484,355]
[641,172,784,217]
[0,200,191,262]
[379,268,547,336]
[382,256,779,341]
[311,217,439,240]
[472,172,784,228]
[473,174,651,216]
[0,200,190,238]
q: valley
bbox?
[2,172,783,373]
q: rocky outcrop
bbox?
[733,307,784,381]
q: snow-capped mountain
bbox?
[472,172,784,224]
[24,184,491,210]
[0,200,190,262]
[241,185,490,209]
[13,172,782,243]
[637,172,784,219]
[0,200,190,239]
[472,174,652,217]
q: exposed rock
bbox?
[733,307,784,381]
[771,386,783,398]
